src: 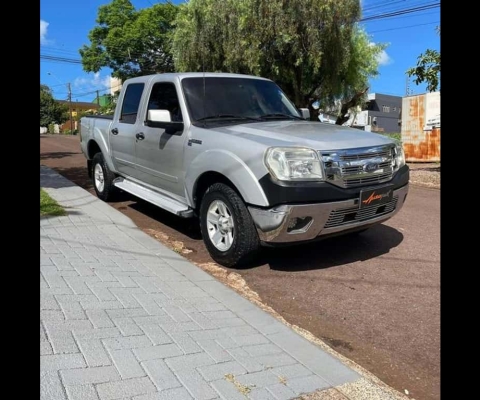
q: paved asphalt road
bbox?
[41,134,440,400]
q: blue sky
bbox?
[40,0,440,102]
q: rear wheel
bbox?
[200,183,260,267]
[92,152,117,201]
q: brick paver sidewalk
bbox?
[41,166,402,400]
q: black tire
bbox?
[200,183,260,267]
[91,152,117,201]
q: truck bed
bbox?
[83,114,114,120]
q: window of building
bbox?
[382,105,390,113]
[393,107,396,112]
[120,83,145,124]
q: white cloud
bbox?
[377,50,393,66]
[369,42,393,67]
[40,19,49,44]
[73,73,112,96]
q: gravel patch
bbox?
[408,163,440,189]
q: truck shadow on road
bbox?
[256,224,404,271]
[128,201,203,239]
[126,194,404,270]
[42,165,404,271]
[40,152,81,160]
[120,197,405,271]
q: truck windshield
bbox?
[181,77,302,126]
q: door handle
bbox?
[111,128,119,135]
[136,132,145,140]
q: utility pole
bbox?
[47,72,74,133]
[67,83,74,134]
[96,90,100,106]
[405,76,414,97]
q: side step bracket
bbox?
[113,177,193,218]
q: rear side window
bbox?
[120,83,144,124]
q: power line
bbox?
[40,2,440,62]
[41,49,171,72]
[72,84,123,99]
[40,3,440,66]
[363,0,407,13]
[360,2,440,22]
[41,51,174,78]
[369,20,439,33]
[361,10,439,24]
[40,45,80,56]
[44,82,71,88]
[40,1,441,76]
[40,54,82,64]
[362,0,432,15]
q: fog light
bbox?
[287,216,313,233]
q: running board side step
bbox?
[113,178,193,218]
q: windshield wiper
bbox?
[259,113,303,120]
[196,114,261,122]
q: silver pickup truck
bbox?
[80,73,409,266]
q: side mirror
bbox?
[299,108,310,120]
[145,109,184,134]
[148,109,171,123]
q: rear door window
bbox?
[120,83,144,124]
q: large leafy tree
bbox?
[172,0,385,123]
[79,0,179,81]
[40,85,68,127]
[406,27,440,93]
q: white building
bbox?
[110,77,122,95]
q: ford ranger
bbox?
[80,73,409,267]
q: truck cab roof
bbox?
[124,72,272,83]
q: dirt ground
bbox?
[41,134,440,400]
[407,163,440,189]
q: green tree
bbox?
[79,0,179,81]
[172,0,385,123]
[40,85,68,127]
[332,28,385,125]
[406,27,440,92]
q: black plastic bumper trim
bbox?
[258,165,409,206]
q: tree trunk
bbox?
[335,87,369,125]
[292,88,304,110]
[308,101,319,121]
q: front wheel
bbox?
[200,183,260,267]
[92,152,117,201]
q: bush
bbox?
[380,132,401,142]
[63,129,78,135]
[48,123,55,134]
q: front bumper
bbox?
[248,184,409,244]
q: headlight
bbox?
[394,143,405,170]
[265,147,324,181]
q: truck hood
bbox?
[212,120,395,150]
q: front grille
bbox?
[340,149,392,161]
[321,145,396,188]
[341,161,392,175]
[324,196,398,229]
[343,172,393,188]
